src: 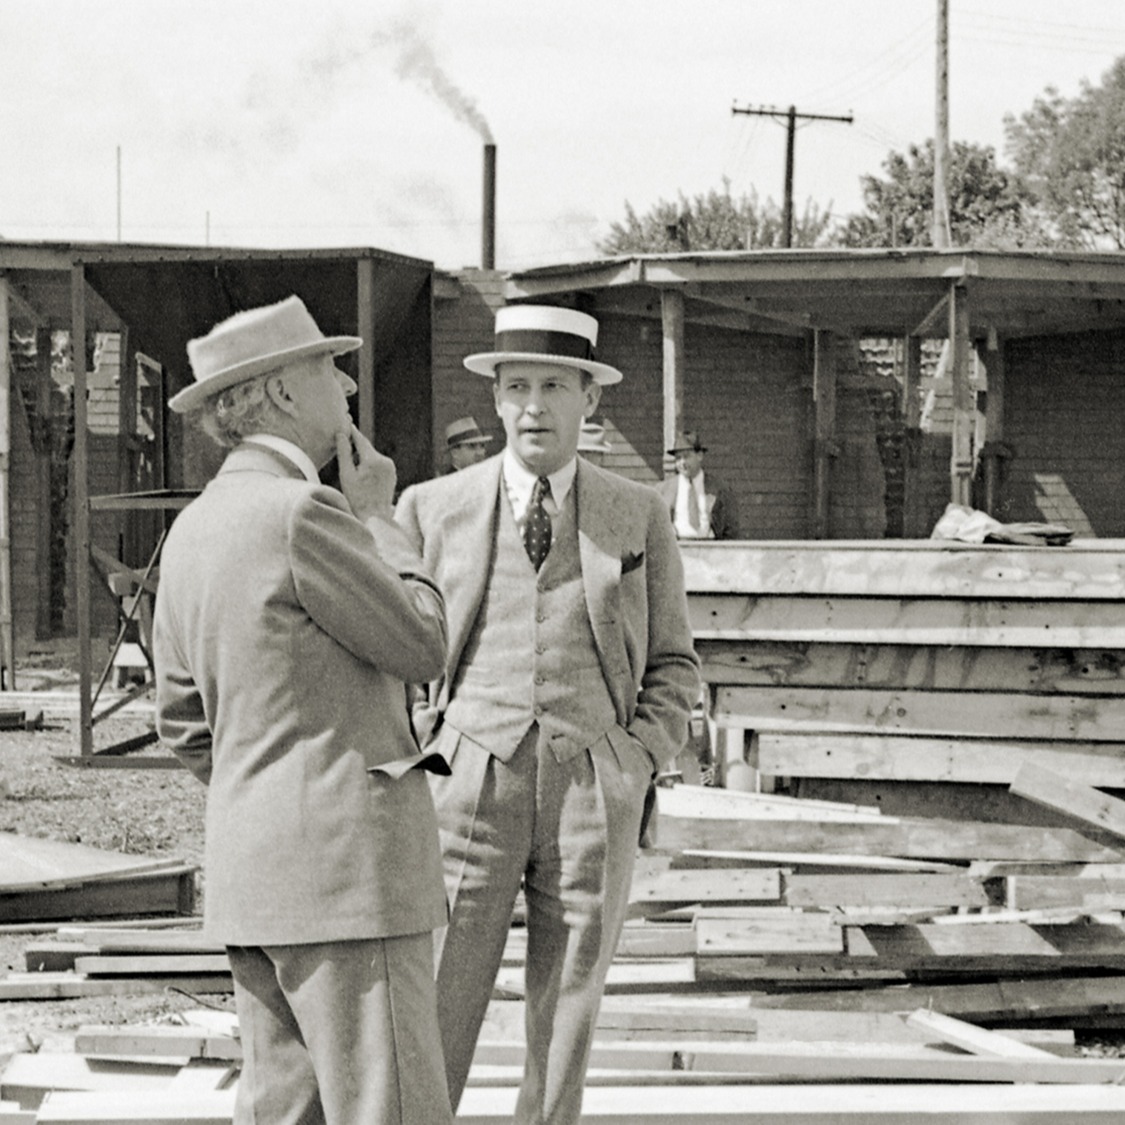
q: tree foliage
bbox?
[834,139,1048,249]
[597,180,834,254]
[1004,57,1125,249]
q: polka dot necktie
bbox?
[523,476,553,570]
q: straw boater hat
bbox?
[445,416,493,449]
[464,305,623,386]
[169,295,362,414]
[578,422,613,453]
[667,429,707,455]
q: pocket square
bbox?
[621,550,645,575]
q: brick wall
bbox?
[1002,330,1125,536]
[430,270,506,475]
[433,276,896,538]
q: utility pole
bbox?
[932,0,951,248]
[731,103,853,247]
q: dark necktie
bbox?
[687,481,702,533]
[523,476,553,569]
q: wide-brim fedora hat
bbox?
[446,416,494,448]
[169,295,362,413]
[668,429,707,455]
[464,304,623,386]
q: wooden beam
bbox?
[784,873,988,910]
[660,288,685,462]
[455,1080,1125,1121]
[948,281,974,504]
[677,539,1125,600]
[1010,761,1125,840]
[691,592,1125,647]
[755,733,1125,788]
[657,814,1125,863]
[714,684,1125,742]
[811,330,836,539]
[904,1008,1055,1058]
[72,263,92,756]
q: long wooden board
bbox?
[34,1090,235,1124]
[697,640,1125,695]
[696,921,1125,975]
[678,539,1125,600]
[1010,761,1125,839]
[715,685,1125,741]
[748,974,1125,1021]
[756,732,1125,787]
[783,873,989,909]
[690,594,1125,647]
[657,815,1125,863]
[456,1081,1125,1121]
[472,1036,1125,1084]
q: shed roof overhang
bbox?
[503,248,1125,340]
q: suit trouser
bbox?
[430,722,650,1125]
[228,935,452,1125]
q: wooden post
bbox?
[34,327,52,640]
[356,257,376,442]
[901,335,924,537]
[0,280,12,688]
[978,332,1006,517]
[661,289,685,465]
[932,0,951,249]
[72,263,92,757]
[948,283,973,506]
[812,329,837,539]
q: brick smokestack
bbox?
[482,143,496,270]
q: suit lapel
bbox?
[576,460,625,654]
[442,456,503,697]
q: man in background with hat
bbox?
[153,295,454,1125]
[658,429,740,540]
[444,414,494,473]
[396,304,699,1124]
[576,418,613,468]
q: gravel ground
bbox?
[1,703,214,1055]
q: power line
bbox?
[730,104,853,247]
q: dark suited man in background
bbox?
[396,304,700,1125]
[444,415,494,473]
[154,295,453,1125]
[658,429,740,539]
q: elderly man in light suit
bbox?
[153,296,453,1125]
[396,304,700,1125]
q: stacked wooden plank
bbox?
[0,923,229,1001]
[0,833,196,923]
[680,539,1125,813]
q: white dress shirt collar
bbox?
[241,434,320,484]
[502,448,577,524]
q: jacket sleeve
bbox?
[152,591,213,784]
[290,488,447,685]
[626,489,702,772]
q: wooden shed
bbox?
[495,247,1125,541]
[0,241,434,752]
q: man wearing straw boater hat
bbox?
[396,304,699,1124]
[444,414,494,472]
[152,295,454,1125]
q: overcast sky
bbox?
[5,1,1125,271]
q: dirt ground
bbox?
[0,694,217,1057]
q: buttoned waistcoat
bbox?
[395,453,700,772]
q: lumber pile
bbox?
[0,834,196,924]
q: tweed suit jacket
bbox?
[657,473,741,540]
[395,453,701,772]
[154,445,450,947]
